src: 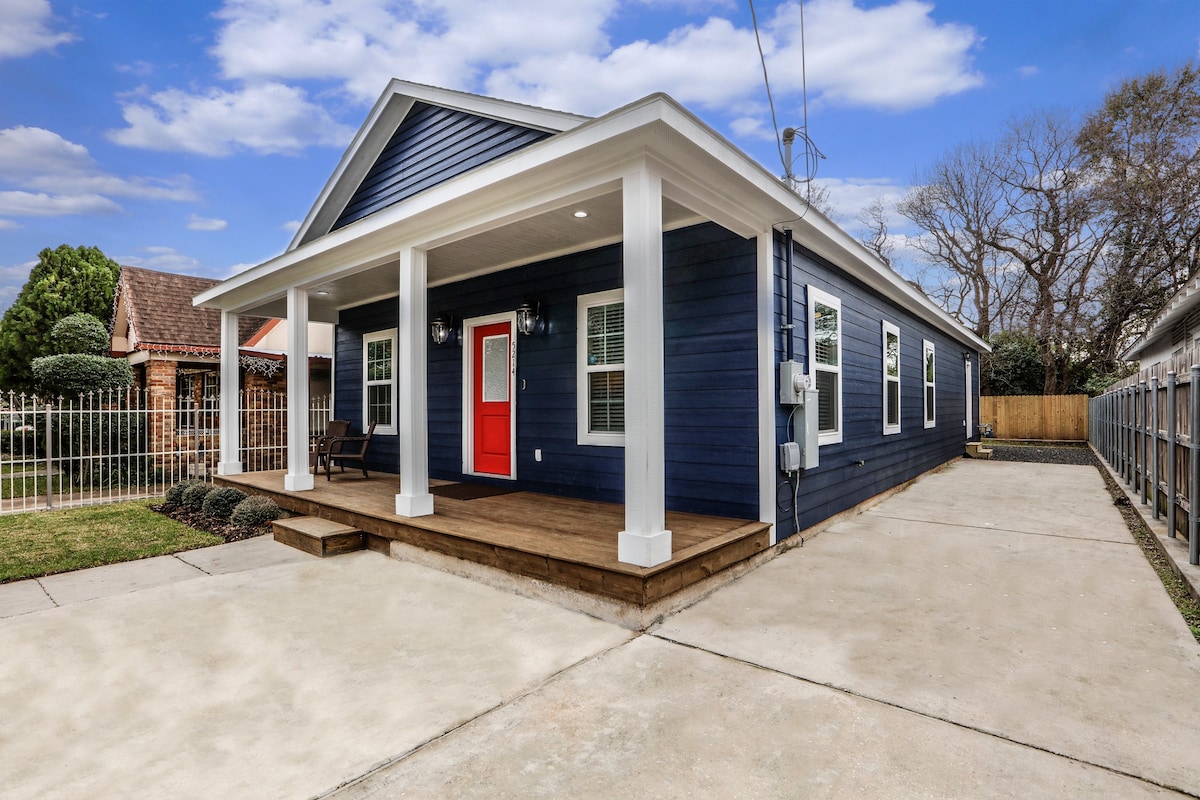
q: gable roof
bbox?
[197,85,989,354]
[114,265,266,355]
[290,80,589,248]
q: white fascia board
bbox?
[289,80,591,250]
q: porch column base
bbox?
[217,461,243,476]
[284,474,314,492]
[395,493,434,518]
[618,529,672,567]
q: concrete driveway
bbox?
[1,459,1197,799]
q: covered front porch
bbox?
[215,470,771,607]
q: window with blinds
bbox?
[577,289,625,445]
[808,286,843,445]
[883,321,901,435]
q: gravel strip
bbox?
[987,444,1099,466]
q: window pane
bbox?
[589,370,625,433]
[482,334,509,403]
[926,386,935,421]
[814,302,839,367]
[587,303,624,367]
[886,332,899,377]
[816,369,838,433]
[367,338,392,382]
[886,381,900,426]
[368,384,392,427]
[925,350,935,384]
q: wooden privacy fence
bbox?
[980,395,1089,441]
[1091,349,1199,566]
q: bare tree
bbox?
[856,198,894,267]
[897,141,1025,339]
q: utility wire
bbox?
[748,0,787,182]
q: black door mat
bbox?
[430,482,518,501]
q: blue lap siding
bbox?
[335,222,759,519]
[773,233,978,538]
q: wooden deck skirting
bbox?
[215,470,772,606]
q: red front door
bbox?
[472,321,512,476]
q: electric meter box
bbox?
[779,360,807,405]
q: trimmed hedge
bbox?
[181,482,214,510]
[202,486,248,519]
[51,313,109,356]
[231,495,281,527]
[165,480,205,506]
[32,354,133,396]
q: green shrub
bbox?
[0,428,40,457]
[202,486,247,519]
[32,354,133,396]
[51,313,109,356]
[181,482,214,510]
[165,480,204,506]
[230,495,281,527]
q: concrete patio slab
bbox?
[37,554,207,606]
[869,459,1133,543]
[174,533,316,574]
[0,551,631,800]
[331,634,1182,799]
[0,578,55,618]
[656,461,1200,796]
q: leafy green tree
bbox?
[0,245,121,391]
[31,313,132,397]
[981,331,1045,396]
[49,312,110,356]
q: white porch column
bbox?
[395,247,435,517]
[217,309,242,475]
[284,286,313,492]
[618,163,671,567]
[756,230,778,542]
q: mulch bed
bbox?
[150,503,273,543]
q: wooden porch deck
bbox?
[214,470,771,606]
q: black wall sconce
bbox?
[431,314,454,345]
[516,302,541,336]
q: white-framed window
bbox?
[363,329,397,435]
[577,289,625,446]
[923,339,936,428]
[808,285,842,445]
[882,321,901,436]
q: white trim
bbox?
[217,310,242,475]
[964,357,973,439]
[576,288,626,447]
[882,320,901,436]
[461,312,518,480]
[923,339,937,429]
[757,230,779,544]
[362,328,398,436]
[808,285,843,446]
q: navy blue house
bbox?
[196,81,987,568]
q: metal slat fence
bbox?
[1091,350,1200,565]
[0,389,330,514]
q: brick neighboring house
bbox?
[110,265,332,460]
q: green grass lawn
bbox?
[0,500,222,583]
[0,474,67,499]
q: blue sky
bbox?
[0,0,1196,314]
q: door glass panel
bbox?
[482,334,509,402]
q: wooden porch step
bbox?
[965,441,993,460]
[273,516,365,558]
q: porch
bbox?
[214,470,771,607]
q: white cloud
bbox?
[1018,65,1040,78]
[768,0,984,111]
[0,126,197,221]
[281,219,301,233]
[0,0,75,60]
[119,246,201,273]
[0,259,36,313]
[109,83,356,156]
[815,176,907,223]
[0,218,22,230]
[0,190,121,217]
[187,214,228,231]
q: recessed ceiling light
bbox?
[315,290,330,296]
[573,210,589,218]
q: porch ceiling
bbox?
[243,191,702,319]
